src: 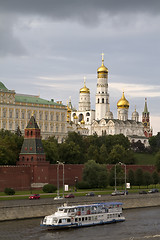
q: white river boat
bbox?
[40,202,125,230]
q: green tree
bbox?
[42,138,59,164]
[82,160,108,188]
[0,129,23,165]
[108,144,126,164]
[149,133,160,153]
[155,151,160,172]
[108,167,115,187]
[143,171,152,188]
[128,169,135,187]
[99,144,108,164]
[59,141,84,164]
[135,168,144,188]
[152,171,159,187]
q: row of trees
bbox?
[1,128,160,167]
[42,132,135,165]
[0,129,134,165]
[77,160,160,189]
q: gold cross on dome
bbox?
[101,52,104,61]
[84,76,86,86]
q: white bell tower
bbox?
[95,54,110,120]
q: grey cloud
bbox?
[1,0,160,23]
[0,14,26,56]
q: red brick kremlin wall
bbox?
[0,164,156,191]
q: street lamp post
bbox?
[57,162,59,197]
[57,161,65,198]
[114,164,117,192]
[119,162,127,195]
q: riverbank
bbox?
[1,193,160,221]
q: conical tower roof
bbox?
[26,115,39,129]
[143,98,149,114]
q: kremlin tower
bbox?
[142,98,152,138]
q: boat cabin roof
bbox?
[58,202,122,211]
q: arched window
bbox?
[86,112,90,116]
[98,98,99,103]
[79,114,83,122]
[102,98,104,103]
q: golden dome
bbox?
[97,53,108,78]
[117,92,129,109]
[67,106,71,113]
[80,77,90,94]
[74,115,78,119]
[81,119,85,124]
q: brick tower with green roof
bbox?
[18,115,47,165]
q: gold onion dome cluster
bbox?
[117,92,129,109]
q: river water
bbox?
[1,207,160,240]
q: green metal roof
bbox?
[143,98,149,114]
[15,94,65,107]
[0,82,9,91]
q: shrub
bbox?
[4,188,15,195]
[76,181,90,189]
[42,184,57,193]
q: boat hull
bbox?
[41,217,125,230]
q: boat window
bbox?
[59,219,62,223]
[69,209,74,213]
[67,218,71,222]
[75,218,78,222]
[52,218,57,223]
[64,209,68,213]
[59,208,64,212]
[62,219,66,223]
[82,217,84,221]
[85,217,87,221]
[78,218,81,221]
[88,217,91,221]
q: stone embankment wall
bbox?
[1,193,160,221]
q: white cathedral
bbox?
[67,55,152,146]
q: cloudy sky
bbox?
[0,0,160,134]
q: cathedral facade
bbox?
[70,55,152,146]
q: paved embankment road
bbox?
[1,193,160,221]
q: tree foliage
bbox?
[0,130,135,165]
[152,171,159,187]
[155,150,160,172]
[135,168,144,188]
[143,171,152,188]
[82,160,108,188]
[0,129,23,165]
[128,169,135,187]
[149,133,160,153]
